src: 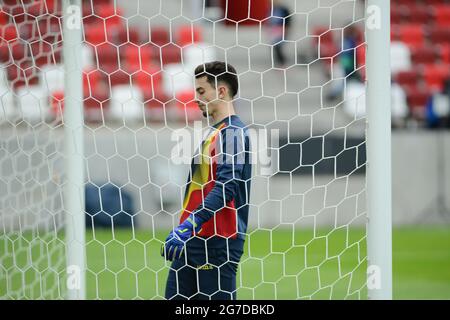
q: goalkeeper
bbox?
[161,61,252,300]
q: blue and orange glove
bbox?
[161,215,203,261]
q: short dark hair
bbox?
[194,61,239,98]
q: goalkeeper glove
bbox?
[161,215,203,261]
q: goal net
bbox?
[1,0,370,299]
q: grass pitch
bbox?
[1,226,449,299]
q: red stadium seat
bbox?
[396,70,419,87]
[50,90,64,118]
[131,65,167,108]
[109,69,130,86]
[406,5,432,24]
[10,41,28,63]
[96,5,124,30]
[411,47,437,65]
[1,24,18,41]
[83,68,107,95]
[84,25,107,45]
[159,44,182,65]
[434,5,450,27]
[319,43,339,60]
[440,45,450,64]
[405,86,431,113]
[423,64,450,92]
[30,39,62,67]
[95,43,120,72]
[312,27,335,45]
[0,40,9,62]
[117,27,140,45]
[6,62,39,89]
[395,0,416,5]
[175,89,202,120]
[390,5,404,25]
[83,89,110,121]
[399,24,425,48]
[119,43,153,70]
[176,25,202,47]
[26,1,46,18]
[0,11,9,25]
[430,27,450,45]
[150,27,170,47]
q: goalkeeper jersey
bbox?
[179,114,252,248]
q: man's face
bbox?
[195,76,220,118]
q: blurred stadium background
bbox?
[1,0,450,299]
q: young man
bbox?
[161,61,252,300]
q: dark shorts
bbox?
[165,239,244,300]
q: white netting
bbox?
[0,0,368,299]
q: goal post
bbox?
[62,0,85,300]
[365,0,392,300]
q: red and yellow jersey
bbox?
[179,115,252,241]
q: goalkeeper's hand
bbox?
[161,216,202,261]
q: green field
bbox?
[1,226,449,299]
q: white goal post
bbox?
[365,0,392,300]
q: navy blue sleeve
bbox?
[192,127,246,226]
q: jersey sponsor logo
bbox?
[196,264,214,271]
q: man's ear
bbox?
[218,85,228,100]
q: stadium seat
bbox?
[396,70,419,87]
[0,11,9,25]
[0,40,9,63]
[110,85,144,122]
[150,27,170,47]
[183,44,217,71]
[399,24,425,48]
[109,69,130,87]
[84,25,107,45]
[26,1,46,18]
[434,5,450,27]
[95,43,120,72]
[95,5,124,30]
[391,42,412,75]
[423,64,450,92]
[50,90,64,119]
[7,62,39,89]
[117,27,140,45]
[440,45,450,64]
[10,41,28,63]
[1,24,18,41]
[411,47,437,65]
[16,86,49,123]
[81,43,94,68]
[175,89,202,121]
[83,90,110,122]
[0,67,15,121]
[430,28,450,45]
[131,65,164,97]
[162,63,194,98]
[394,0,416,5]
[30,41,61,67]
[37,16,62,43]
[83,67,106,96]
[405,86,430,113]
[40,64,64,93]
[119,43,153,72]
[312,27,335,45]
[390,5,404,25]
[405,5,431,24]
[176,25,203,47]
[159,44,182,65]
[343,81,366,119]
